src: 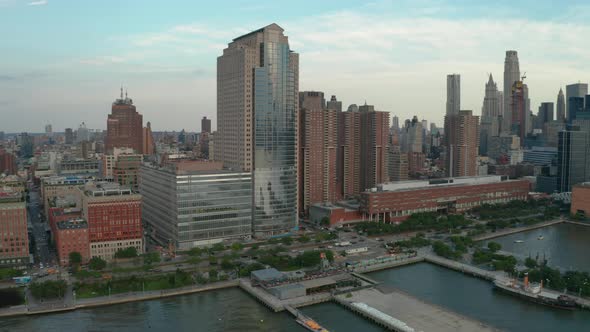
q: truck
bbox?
[335,241,351,247]
[13,276,32,285]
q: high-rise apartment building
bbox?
[218,24,298,237]
[557,88,566,123]
[299,91,325,111]
[401,116,423,153]
[338,110,361,198]
[388,145,408,182]
[141,161,252,249]
[359,104,389,191]
[106,90,144,154]
[65,128,74,145]
[299,95,338,215]
[201,116,211,134]
[444,110,480,177]
[503,50,520,133]
[446,74,461,116]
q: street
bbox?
[26,184,58,270]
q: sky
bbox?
[1,0,590,133]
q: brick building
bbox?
[0,189,29,267]
[338,110,361,198]
[571,183,590,217]
[81,182,142,261]
[40,176,89,217]
[360,175,530,223]
[48,207,82,242]
[0,148,17,175]
[106,90,144,154]
[444,110,480,177]
[55,218,90,266]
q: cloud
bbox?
[28,0,47,6]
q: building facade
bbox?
[360,176,530,223]
[557,130,589,192]
[0,189,29,267]
[446,74,461,116]
[81,182,143,261]
[201,116,211,134]
[444,110,480,177]
[359,104,389,191]
[106,90,144,154]
[571,183,590,217]
[503,50,520,133]
[55,219,90,267]
[140,161,252,249]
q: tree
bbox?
[208,255,218,265]
[280,237,293,246]
[220,258,235,271]
[525,257,538,269]
[89,257,107,270]
[209,269,218,281]
[298,235,311,243]
[69,251,82,266]
[211,243,226,253]
[114,247,138,259]
[143,252,161,265]
[230,243,243,252]
[487,242,502,253]
[320,217,330,226]
[188,247,203,257]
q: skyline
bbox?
[2,0,590,132]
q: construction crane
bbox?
[521,72,526,82]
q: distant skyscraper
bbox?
[557,88,566,123]
[446,74,460,115]
[326,95,342,112]
[509,80,529,146]
[299,91,325,111]
[338,110,361,198]
[566,83,589,121]
[65,128,74,145]
[444,110,480,177]
[347,104,359,112]
[567,97,585,124]
[538,102,554,125]
[142,122,155,155]
[201,116,211,133]
[76,122,89,143]
[388,145,408,182]
[218,24,298,237]
[401,116,422,153]
[106,89,144,154]
[45,124,52,135]
[480,74,501,155]
[503,50,520,133]
[391,116,400,133]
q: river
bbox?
[486,222,590,272]
[2,223,590,331]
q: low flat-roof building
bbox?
[360,175,530,223]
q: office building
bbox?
[566,83,588,120]
[480,74,501,155]
[0,188,29,267]
[142,122,155,156]
[508,80,529,145]
[201,116,211,134]
[217,24,298,237]
[360,176,529,223]
[571,183,590,217]
[556,88,566,123]
[106,89,144,154]
[65,128,74,145]
[326,95,342,112]
[55,218,90,267]
[388,145,408,182]
[141,161,252,249]
[446,74,460,116]
[76,122,89,143]
[567,97,585,124]
[503,50,520,133]
[81,182,143,261]
[557,130,589,192]
[537,103,554,127]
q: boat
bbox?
[296,317,330,332]
[514,240,524,243]
[537,235,544,240]
[493,277,576,310]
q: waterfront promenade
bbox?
[472,219,564,241]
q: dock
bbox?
[335,287,500,332]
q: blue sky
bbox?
[1,0,590,132]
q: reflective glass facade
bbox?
[557,130,589,192]
[253,39,298,237]
[140,165,252,249]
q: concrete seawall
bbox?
[473,219,563,241]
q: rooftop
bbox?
[56,218,88,230]
[83,181,135,197]
[251,268,284,282]
[373,175,514,193]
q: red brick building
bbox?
[0,148,17,175]
[0,189,29,267]
[359,105,389,193]
[55,219,90,266]
[49,207,82,242]
[571,183,590,217]
[338,110,361,198]
[300,107,339,215]
[444,110,480,177]
[106,91,144,154]
[360,175,530,223]
[81,182,142,261]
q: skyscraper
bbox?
[446,74,460,115]
[45,124,52,135]
[338,110,361,198]
[566,83,589,120]
[299,93,338,215]
[509,80,528,146]
[503,50,520,133]
[480,74,501,155]
[538,102,554,125]
[106,89,144,154]
[558,130,589,192]
[444,110,480,177]
[65,128,74,145]
[359,104,389,191]
[76,122,89,143]
[201,116,211,134]
[326,95,342,112]
[218,24,298,237]
[556,88,566,123]
[142,122,155,155]
[391,115,400,133]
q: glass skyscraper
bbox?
[218,24,299,238]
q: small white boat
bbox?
[514,240,524,243]
[537,235,544,240]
